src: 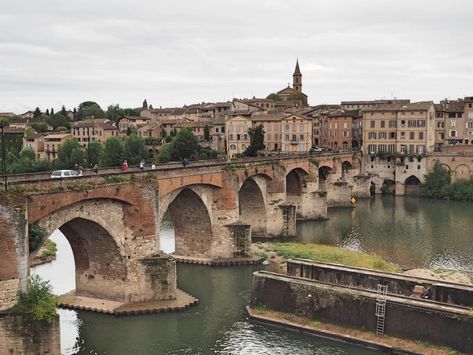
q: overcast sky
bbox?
[1,0,472,113]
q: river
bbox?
[31,195,473,354]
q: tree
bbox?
[170,128,177,137]
[204,125,210,142]
[101,136,125,167]
[420,161,451,198]
[287,92,305,102]
[77,101,104,120]
[86,141,104,167]
[45,109,50,116]
[149,104,153,109]
[31,122,49,133]
[60,105,67,116]
[266,93,282,101]
[13,275,56,324]
[143,99,148,109]
[244,124,265,156]
[50,108,54,115]
[171,128,198,160]
[160,129,167,138]
[156,144,172,163]
[105,104,124,123]
[33,107,41,118]
[56,139,83,169]
[46,113,70,130]
[124,134,148,165]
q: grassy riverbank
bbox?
[31,240,57,266]
[257,242,399,272]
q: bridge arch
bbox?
[341,161,353,179]
[454,164,471,180]
[404,175,421,193]
[239,176,268,237]
[35,199,133,301]
[318,165,333,182]
[161,187,214,258]
[286,168,309,196]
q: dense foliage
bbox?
[244,124,265,156]
[13,275,57,324]
[28,223,48,252]
[55,139,83,169]
[420,160,473,201]
[266,93,282,101]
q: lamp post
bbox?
[0,118,9,191]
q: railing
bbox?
[2,151,357,185]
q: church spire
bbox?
[293,59,302,93]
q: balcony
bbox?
[290,138,299,145]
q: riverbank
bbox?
[252,242,473,285]
[246,307,460,355]
[30,240,57,267]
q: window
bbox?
[450,130,457,137]
[370,120,375,128]
[401,132,405,139]
[389,132,396,139]
[285,124,289,131]
[368,132,376,139]
[368,144,377,154]
[467,122,473,129]
[285,134,289,141]
[229,134,233,140]
[343,122,348,129]
[300,134,304,140]
[378,132,387,139]
[419,132,424,140]
[388,144,396,152]
[409,132,415,140]
[417,120,426,127]
[416,145,425,154]
[389,120,397,128]
[451,120,456,127]
[380,120,385,128]
[378,144,387,152]
[408,120,416,128]
[409,144,415,154]
[230,144,236,150]
[237,134,241,140]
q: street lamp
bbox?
[0,118,9,191]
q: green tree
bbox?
[30,122,49,133]
[171,128,198,160]
[244,124,265,156]
[7,148,51,174]
[143,99,148,109]
[170,128,177,137]
[77,101,104,120]
[14,275,57,324]
[28,223,48,252]
[101,136,125,167]
[204,125,210,141]
[60,105,67,116]
[124,134,148,165]
[105,104,124,123]
[266,93,282,101]
[45,109,50,116]
[46,113,70,130]
[156,144,172,163]
[86,140,104,167]
[287,92,305,102]
[420,161,451,198]
[33,107,41,118]
[50,108,54,115]
[160,129,167,138]
[56,139,83,169]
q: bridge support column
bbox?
[296,180,328,220]
[326,181,353,207]
[395,182,405,196]
[266,202,296,237]
[351,175,372,199]
[225,223,252,257]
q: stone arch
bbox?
[239,176,267,237]
[454,164,471,180]
[286,168,309,196]
[440,163,451,173]
[35,199,135,301]
[381,179,395,194]
[318,165,333,182]
[404,175,421,193]
[341,161,352,179]
[163,188,213,258]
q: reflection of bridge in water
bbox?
[1,153,367,314]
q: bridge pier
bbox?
[351,175,372,199]
[326,181,354,207]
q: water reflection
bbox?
[297,195,473,271]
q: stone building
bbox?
[22,134,45,159]
[118,116,151,133]
[274,60,308,107]
[41,133,73,161]
[72,119,121,147]
[341,99,410,111]
[226,116,252,157]
[319,110,362,150]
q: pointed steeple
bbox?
[293,59,301,76]
[292,59,302,93]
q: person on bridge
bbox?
[139,160,145,170]
[122,160,129,171]
[93,164,99,175]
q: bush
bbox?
[13,275,57,324]
[28,223,48,252]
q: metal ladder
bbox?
[375,284,388,337]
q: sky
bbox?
[1,0,472,114]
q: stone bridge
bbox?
[0,153,365,311]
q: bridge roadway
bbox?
[1,151,365,314]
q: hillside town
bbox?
[1,61,472,167]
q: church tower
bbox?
[293,59,302,93]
